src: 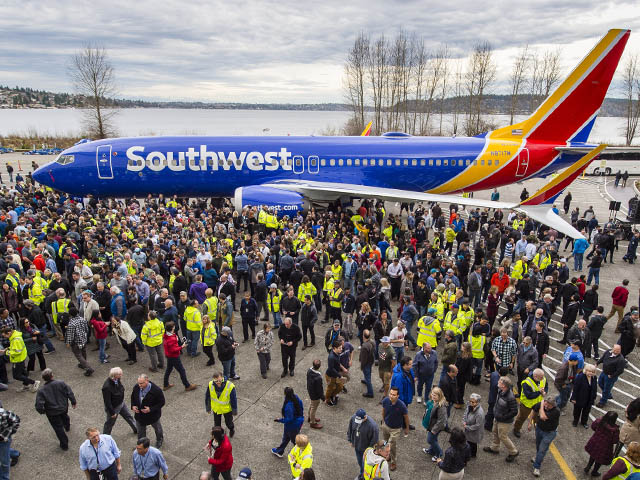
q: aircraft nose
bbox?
[32,164,52,187]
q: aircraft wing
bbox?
[262,179,585,239]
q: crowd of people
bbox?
[0,175,639,479]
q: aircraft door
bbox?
[308,155,319,174]
[293,155,304,174]
[515,148,529,177]
[96,145,114,179]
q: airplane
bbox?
[34,29,632,240]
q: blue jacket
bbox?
[391,364,415,406]
[573,238,589,254]
[277,395,304,432]
[413,350,439,380]
[110,292,127,319]
[488,371,500,405]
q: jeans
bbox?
[472,358,483,377]
[164,357,190,387]
[556,384,573,410]
[404,320,417,348]
[355,447,366,476]
[427,431,442,458]
[186,329,200,356]
[574,253,584,271]
[0,438,10,480]
[533,427,557,469]
[393,346,405,363]
[222,357,237,379]
[98,338,107,363]
[362,364,374,396]
[587,267,600,285]
[416,374,434,400]
[598,372,617,405]
[132,323,144,350]
[38,323,56,351]
[468,289,482,310]
[271,311,282,328]
[258,352,271,375]
[275,428,300,455]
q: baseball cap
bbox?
[452,303,459,309]
[333,319,341,325]
[381,336,390,343]
[447,269,454,273]
[237,468,252,479]
[269,283,277,289]
[430,268,438,274]
[354,409,366,424]
[427,308,437,315]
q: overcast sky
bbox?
[1,0,639,103]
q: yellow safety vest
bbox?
[297,282,317,302]
[330,288,343,308]
[520,376,546,408]
[208,380,235,414]
[28,281,44,306]
[469,333,487,359]
[533,253,551,271]
[459,308,475,331]
[184,306,203,332]
[512,219,525,230]
[363,447,386,480]
[51,298,70,324]
[331,264,342,281]
[141,319,165,347]
[201,323,218,347]
[7,330,27,363]
[266,214,278,229]
[428,300,444,322]
[224,253,233,269]
[5,274,19,292]
[268,291,282,313]
[289,443,313,479]
[416,316,441,348]
[169,275,176,292]
[443,311,461,336]
[511,260,528,280]
[610,457,640,480]
[258,210,268,225]
[203,297,219,320]
[382,225,392,239]
[386,246,398,260]
[323,277,334,293]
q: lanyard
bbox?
[91,444,101,470]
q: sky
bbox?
[1,0,640,103]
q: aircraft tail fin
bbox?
[361,121,372,136]
[519,144,606,206]
[497,29,630,143]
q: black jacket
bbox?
[531,330,549,359]
[35,380,76,416]
[102,377,125,415]
[598,350,626,377]
[326,351,342,378]
[27,305,47,328]
[493,388,518,422]
[438,373,457,404]
[131,382,165,426]
[324,327,347,351]
[299,303,317,327]
[570,373,598,408]
[306,368,324,401]
[278,323,302,346]
[216,335,236,362]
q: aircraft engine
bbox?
[233,186,305,217]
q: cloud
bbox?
[1,0,639,102]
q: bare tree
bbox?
[420,46,447,135]
[437,46,451,136]
[344,33,369,134]
[542,48,562,97]
[464,42,496,136]
[623,53,640,145]
[70,45,117,139]
[451,59,464,136]
[412,38,427,135]
[509,45,529,124]
[368,35,387,135]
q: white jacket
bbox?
[113,320,137,345]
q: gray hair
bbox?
[109,367,123,379]
[137,373,149,381]
[110,286,121,294]
[584,364,597,374]
[470,393,481,402]
[498,376,512,389]
[42,368,54,381]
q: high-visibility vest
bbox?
[533,253,551,271]
[169,274,176,292]
[520,376,546,408]
[224,253,233,269]
[258,210,267,225]
[443,311,461,335]
[51,298,70,324]
[208,380,235,414]
[7,330,27,363]
[28,281,44,306]
[141,319,165,347]
[416,316,441,347]
[382,225,392,239]
[268,291,282,313]
[428,300,444,322]
[297,282,317,302]
[331,264,342,281]
[512,219,525,230]
[5,274,19,292]
[289,443,313,479]
[386,246,398,260]
[203,297,219,320]
[362,447,385,480]
[201,323,218,347]
[266,214,278,229]
[330,288,343,308]
[184,306,203,332]
[511,260,528,280]
[323,277,334,293]
[460,308,475,331]
[469,333,487,359]
[610,457,640,480]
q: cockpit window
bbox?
[55,154,75,165]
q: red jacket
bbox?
[208,435,233,472]
[611,286,629,307]
[163,333,182,358]
[33,255,45,272]
[490,273,510,294]
[90,318,109,340]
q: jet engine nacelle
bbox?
[233,186,305,217]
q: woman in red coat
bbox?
[206,426,233,480]
[584,411,620,476]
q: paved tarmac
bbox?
[0,154,639,480]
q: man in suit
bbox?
[131,373,165,448]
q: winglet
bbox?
[519,144,607,206]
[361,121,372,136]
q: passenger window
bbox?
[321,159,326,166]
[338,159,344,166]
[403,159,408,166]
[428,160,433,166]
[481,160,485,166]
[436,160,441,166]
[488,160,492,166]
[466,160,471,166]
[330,159,336,166]
[421,159,426,166]
[378,159,383,166]
[355,159,360,166]
[347,159,352,166]
[387,159,392,166]
[495,160,500,166]
[295,157,302,167]
[443,159,448,166]
[363,159,368,166]
[412,159,417,166]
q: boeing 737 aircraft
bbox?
[33,29,632,239]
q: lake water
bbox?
[0,108,630,144]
